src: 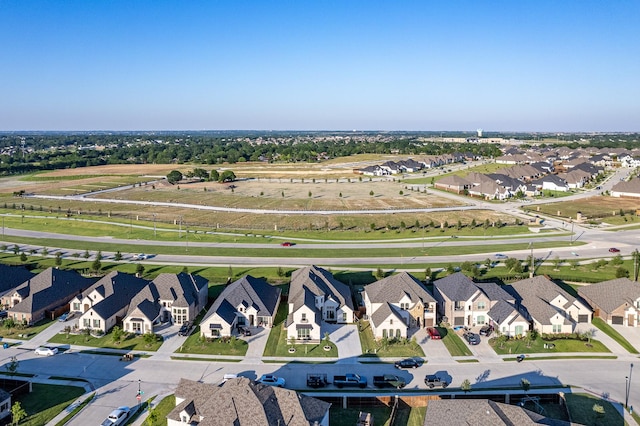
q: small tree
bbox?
[19,252,27,263]
[425,267,432,282]
[520,378,531,393]
[11,401,27,426]
[167,170,183,184]
[552,256,561,270]
[570,259,579,270]
[143,333,157,347]
[112,326,124,344]
[5,356,18,375]
[611,254,624,266]
[114,251,122,261]
[55,252,63,266]
[83,249,90,260]
[616,267,630,278]
[41,247,49,256]
[369,190,374,196]
[375,268,385,280]
[277,267,285,278]
[136,263,145,277]
[12,245,19,255]
[91,257,102,273]
[461,379,472,394]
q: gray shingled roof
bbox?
[578,278,640,314]
[508,276,577,325]
[0,264,35,296]
[475,282,514,302]
[167,377,330,426]
[425,399,563,426]
[203,275,281,324]
[10,268,95,315]
[370,302,405,328]
[125,283,162,321]
[433,273,479,301]
[152,273,208,308]
[289,265,353,312]
[366,272,435,304]
[86,272,149,319]
[488,300,521,325]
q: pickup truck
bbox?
[333,373,367,388]
[101,406,130,426]
[373,374,406,389]
[307,373,329,388]
[424,375,448,389]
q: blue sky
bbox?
[1,1,638,131]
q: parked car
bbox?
[101,406,130,426]
[35,346,58,356]
[58,312,70,322]
[257,374,285,387]
[424,374,449,389]
[463,332,480,345]
[609,247,620,253]
[238,326,251,336]
[333,373,367,388]
[394,357,424,369]
[373,374,406,389]
[307,373,329,388]
[280,242,295,247]
[479,325,493,337]
[178,322,191,336]
[494,253,508,260]
[426,327,441,340]
[0,311,7,319]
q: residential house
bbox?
[379,161,401,174]
[358,165,389,176]
[432,273,513,327]
[73,271,149,334]
[122,273,208,334]
[285,265,354,343]
[167,378,330,426]
[578,278,640,327]
[0,265,35,303]
[508,276,592,334]
[3,268,94,325]
[611,177,640,198]
[434,175,471,194]
[532,174,569,192]
[363,272,437,339]
[487,300,530,337]
[397,158,423,173]
[200,275,281,338]
[425,399,554,425]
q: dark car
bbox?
[394,358,424,369]
[178,322,191,336]
[238,326,251,336]
[427,327,441,339]
[479,325,493,337]
[280,242,295,247]
[463,332,480,345]
[609,247,620,253]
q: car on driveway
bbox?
[178,322,191,336]
[35,346,58,356]
[609,247,620,253]
[426,327,441,339]
[238,326,251,336]
[257,374,285,387]
[463,332,480,345]
[494,253,508,260]
[479,325,493,337]
[58,313,69,322]
[394,357,424,369]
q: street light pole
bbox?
[626,363,634,408]
[570,221,574,245]
[153,213,156,238]
[529,242,534,278]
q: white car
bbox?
[34,347,58,356]
[133,253,147,260]
[257,374,285,387]
[494,253,508,260]
[101,406,130,426]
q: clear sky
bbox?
[1,1,638,132]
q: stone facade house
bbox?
[578,278,640,327]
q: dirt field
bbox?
[525,196,640,221]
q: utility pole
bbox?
[153,213,157,238]
[634,249,640,282]
[529,242,534,278]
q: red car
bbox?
[426,327,441,340]
[609,247,620,253]
[280,242,294,247]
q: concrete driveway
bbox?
[414,328,453,365]
[241,326,270,363]
[325,323,361,362]
[611,324,640,354]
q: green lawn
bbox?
[565,393,624,426]
[48,330,163,351]
[144,394,175,426]
[175,326,248,356]
[0,318,58,340]
[490,335,610,355]
[439,327,473,357]
[263,303,338,357]
[330,406,392,426]
[591,317,639,354]
[17,383,85,426]
[358,320,424,358]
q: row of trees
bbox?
[166,168,236,184]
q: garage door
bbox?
[612,316,624,325]
[578,315,589,323]
[454,317,465,326]
[425,318,434,327]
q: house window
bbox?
[297,328,310,340]
[132,322,142,333]
[326,309,335,320]
[477,315,485,325]
[93,319,101,328]
[552,324,562,333]
[390,319,393,325]
[211,329,220,337]
[301,313,307,322]
[396,329,401,339]
[382,329,387,338]
[515,325,524,336]
[342,312,347,322]
[0,402,7,412]
[73,302,80,311]
[83,319,90,328]
[477,301,486,310]
[454,302,463,311]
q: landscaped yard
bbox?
[358,321,424,358]
[175,326,248,356]
[0,318,57,340]
[144,394,176,426]
[439,327,473,357]
[489,334,609,355]
[263,303,338,357]
[565,393,624,426]
[48,330,163,351]
[16,383,85,426]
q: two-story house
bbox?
[200,275,281,338]
[73,271,149,334]
[363,272,437,340]
[433,273,513,327]
[285,266,354,343]
[508,276,592,334]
